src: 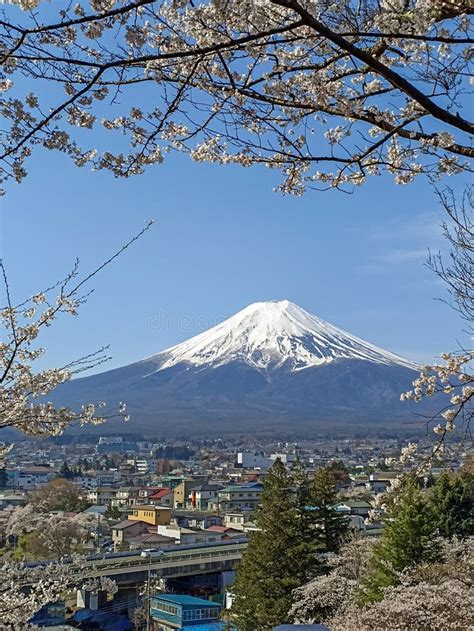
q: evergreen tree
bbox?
[0,466,7,488]
[310,468,349,553]
[362,482,435,602]
[105,505,122,520]
[327,460,350,485]
[290,458,323,579]
[428,472,474,538]
[59,461,73,480]
[231,459,312,631]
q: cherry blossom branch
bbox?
[271,0,474,135]
[0,220,154,436]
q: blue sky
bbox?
[1,147,470,373]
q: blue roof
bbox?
[154,594,220,608]
[183,625,227,631]
[73,609,132,630]
[83,505,107,514]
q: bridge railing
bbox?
[87,542,248,576]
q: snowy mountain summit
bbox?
[52,299,423,433]
[155,300,416,373]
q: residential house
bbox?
[172,510,222,530]
[214,482,263,513]
[136,487,167,505]
[11,466,58,490]
[189,482,221,511]
[173,480,202,509]
[367,471,399,494]
[75,474,98,489]
[86,487,117,505]
[157,524,223,545]
[126,459,155,474]
[129,505,172,526]
[160,476,189,490]
[222,511,252,531]
[111,519,151,549]
[204,525,243,539]
[128,532,176,551]
[96,470,122,486]
[334,500,372,518]
[111,487,140,508]
[0,492,27,509]
[148,488,174,507]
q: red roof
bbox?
[148,487,172,500]
[206,525,239,533]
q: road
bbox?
[85,539,248,580]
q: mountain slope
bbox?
[51,301,422,434]
[150,300,416,373]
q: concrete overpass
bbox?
[77,539,248,612]
[85,538,248,583]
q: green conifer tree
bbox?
[105,504,122,520]
[59,460,73,480]
[361,482,435,602]
[231,459,310,631]
[310,468,349,553]
[290,457,323,579]
[0,466,7,488]
[428,471,474,538]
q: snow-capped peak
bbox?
[150,300,416,373]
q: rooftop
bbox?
[337,500,372,508]
[148,488,172,499]
[19,466,58,474]
[112,519,148,530]
[206,525,240,533]
[173,510,218,519]
[83,505,107,514]
[219,483,263,492]
[133,504,171,511]
[192,483,221,492]
[153,594,221,608]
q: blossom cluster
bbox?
[401,351,473,439]
[0,278,130,439]
[0,222,153,441]
[292,536,474,631]
[0,555,117,627]
[0,0,471,194]
[291,537,376,623]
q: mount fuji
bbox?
[52,301,423,434]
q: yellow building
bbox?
[129,505,172,526]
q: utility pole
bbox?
[96,511,100,553]
[146,562,151,631]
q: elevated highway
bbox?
[84,538,248,583]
